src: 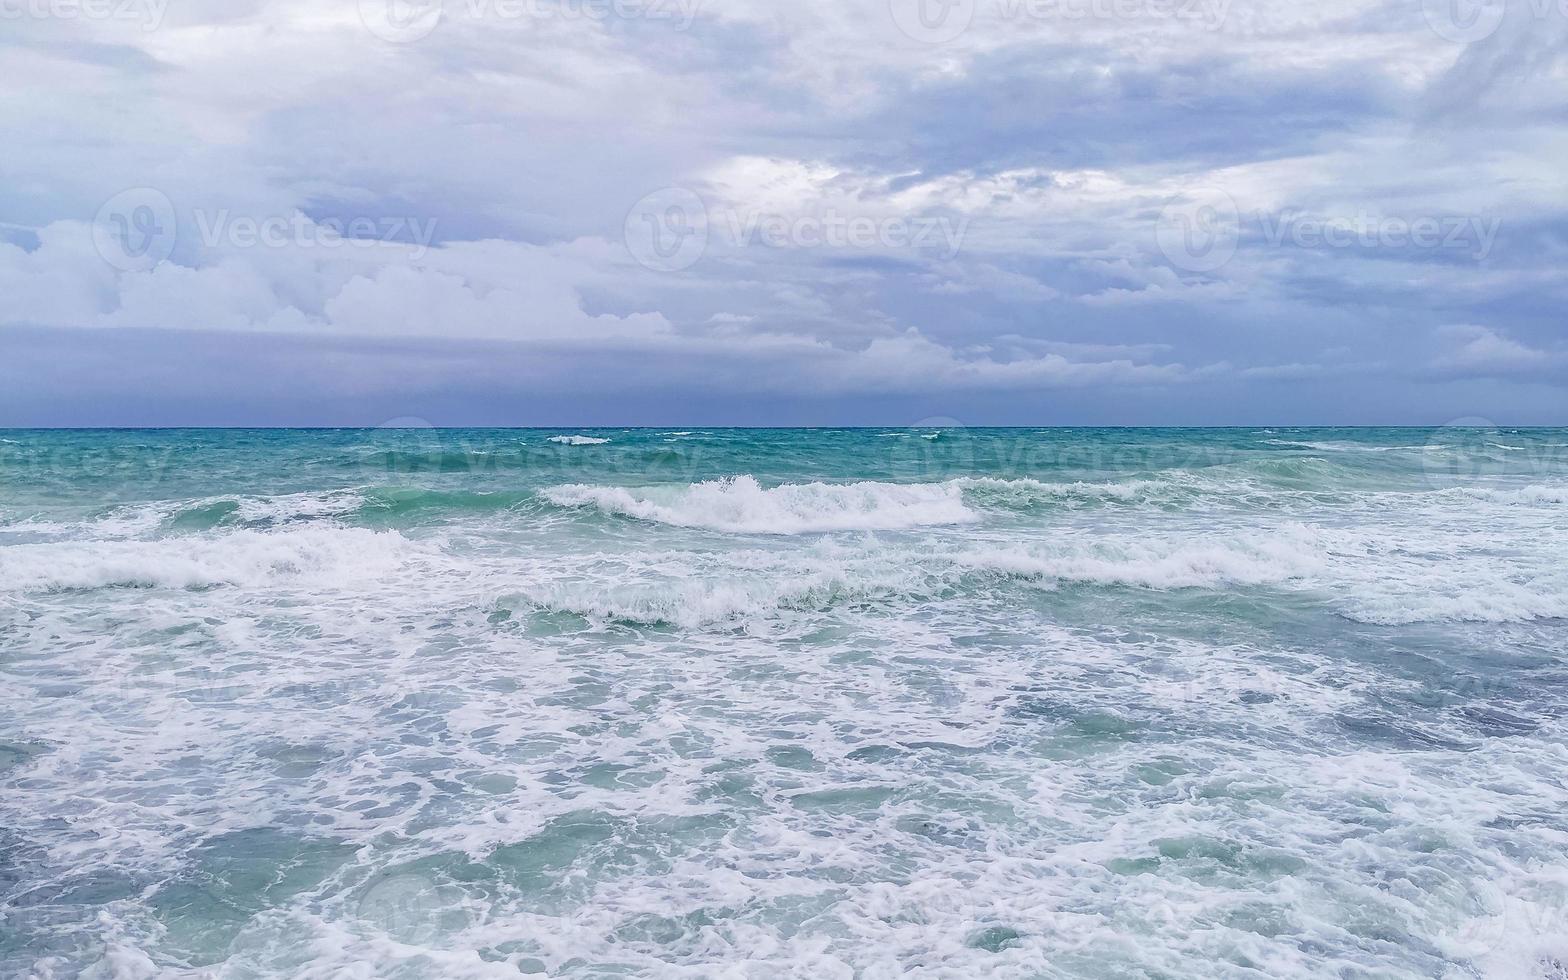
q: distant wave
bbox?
[548,435,611,446]
[494,520,1332,630]
[502,513,1568,628]
[956,476,1173,506]
[1435,485,1568,506]
[958,533,1326,591]
[540,475,1223,534]
[516,560,928,628]
[0,527,408,592]
[1266,439,1426,452]
[1,490,368,540]
[543,476,978,533]
[1346,587,1568,625]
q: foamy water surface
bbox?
[3,428,1567,978]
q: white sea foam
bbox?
[543,475,1173,536]
[227,489,365,523]
[1345,580,1568,625]
[528,477,1568,624]
[520,523,1564,628]
[543,476,979,533]
[1266,439,1424,452]
[957,475,1162,505]
[499,527,1335,628]
[522,564,919,628]
[0,526,408,592]
[959,528,1328,590]
[1436,485,1568,506]
[548,435,611,446]
[2,490,369,543]
[9,432,1568,979]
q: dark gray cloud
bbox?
[0,0,1563,424]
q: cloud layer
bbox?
[1,0,1564,423]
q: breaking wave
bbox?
[542,476,979,533]
[0,527,409,592]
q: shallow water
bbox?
[2,427,1567,978]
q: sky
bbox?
[0,0,1564,426]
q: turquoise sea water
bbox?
[2,426,1567,978]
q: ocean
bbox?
[2,427,1566,978]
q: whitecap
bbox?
[0,526,408,592]
[958,525,1328,590]
[543,475,978,534]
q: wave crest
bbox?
[543,476,978,533]
[0,527,408,592]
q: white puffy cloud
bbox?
[1,0,1564,417]
[1431,325,1567,379]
